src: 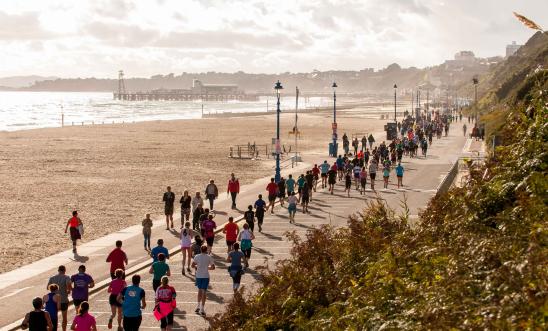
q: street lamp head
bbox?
[472,77,479,85]
[332,82,337,89]
[274,80,283,90]
[394,84,397,89]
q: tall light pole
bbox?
[330,82,338,157]
[393,84,397,123]
[274,80,283,183]
[473,77,479,125]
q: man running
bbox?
[223,217,239,253]
[106,240,128,279]
[266,178,278,214]
[151,239,169,262]
[254,195,266,232]
[118,275,146,331]
[305,170,314,201]
[319,160,330,188]
[327,165,337,195]
[296,174,305,202]
[70,265,94,308]
[47,266,71,331]
[64,211,82,254]
[311,164,320,192]
[227,173,240,210]
[162,186,175,229]
[149,253,170,292]
[396,162,404,188]
[285,174,296,196]
[192,245,215,316]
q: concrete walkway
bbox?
[1,122,471,330]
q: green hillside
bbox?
[210,33,548,330]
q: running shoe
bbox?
[107,317,113,329]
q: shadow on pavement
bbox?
[260,232,283,240]
[71,254,89,263]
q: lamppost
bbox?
[330,82,338,157]
[274,80,283,183]
[393,84,397,122]
[472,77,479,125]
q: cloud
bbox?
[83,21,158,47]
[0,11,55,40]
[93,0,136,19]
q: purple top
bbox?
[71,273,93,300]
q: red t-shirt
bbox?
[266,182,278,195]
[224,222,239,241]
[106,248,127,273]
[312,167,320,176]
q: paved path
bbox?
[1,122,474,330]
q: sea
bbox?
[0,91,333,132]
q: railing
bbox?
[437,156,486,194]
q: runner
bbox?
[64,211,82,254]
[336,155,345,181]
[285,174,296,196]
[396,162,404,188]
[150,239,169,262]
[353,163,361,190]
[319,160,330,188]
[296,174,306,202]
[238,223,255,268]
[254,195,266,232]
[106,269,126,331]
[106,240,128,279]
[70,302,96,331]
[191,192,204,218]
[70,265,94,308]
[162,186,175,229]
[227,173,240,210]
[118,274,146,331]
[21,297,53,331]
[43,284,60,331]
[312,164,320,192]
[301,182,310,213]
[266,178,278,214]
[243,206,255,233]
[179,190,192,225]
[344,171,352,197]
[142,214,153,251]
[180,222,195,275]
[383,164,391,189]
[202,213,217,254]
[198,208,210,237]
[154,276,176,331]
[192,203,204,232]
[368,133,375,150]
[192,245,215,316]
[360,166,368,195]
[205,180,219,210]
[149,253,170,292]
[463,123,467,137]
[287,192,298,223]
[327,165,337,195]
[47,266,71,331]
[227,242,245,293]
[277,176,286,207]
[223,216,239,253]
[369,160,378,191]
[305,170,314,201]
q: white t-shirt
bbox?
[287,195,298,205]
[194,253,214,278]
[240,229,253,240]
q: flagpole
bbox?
[295,86,299,165]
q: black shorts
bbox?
[152,279,161,292]
[206,237,214,246]
[73,299,85,308]
[160,312,174,328]
[301,196,310,203]
[109,294,122,307]
[226,240,235,248]
[298,187,302,194]
[321,173,327,178]
[370,173,376,180]
[278,191,286,198]
[164,205,174,215]
[123,316,142,331]
[328,178,336,185]
[345,182,351,189]
[268,194,276,202]
[60,302,69,312]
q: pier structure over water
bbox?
[114,76,258,101]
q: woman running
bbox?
[107,269,126,331]
[345,171,352,197]
[287,192,298,224]
[43,285,60,331]
[179,191,192,225]
[359,166,368,195]
[21,297,53,331]
[180,222,195,275]
[243,206,255,233]
[369,160,377,191]
[238,223,255,269]
[64,211,82,254]
[227,242,245,293]
[70,301,96,331]
[155,276,176,331]
[383,165,390,189]
[254,195,266,232]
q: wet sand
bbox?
[0,109,386,273]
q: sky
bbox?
[0,0,546,78]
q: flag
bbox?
[513,12,543,31]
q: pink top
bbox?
[108,279,127,295]
[72,313,96,331]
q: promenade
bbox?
[0,125,474,330]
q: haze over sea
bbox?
[0,91,333,132]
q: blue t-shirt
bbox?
[254,199,266,210]
[121,285,145,317]
[285,178,295,191]
[297,177,305,188]
[396,165,404,177]
[151,246,169,262]
[319,163,330,174]
[336,157,344,167]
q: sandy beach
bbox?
[0,108,387,273]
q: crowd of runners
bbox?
[21,111,458,331]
